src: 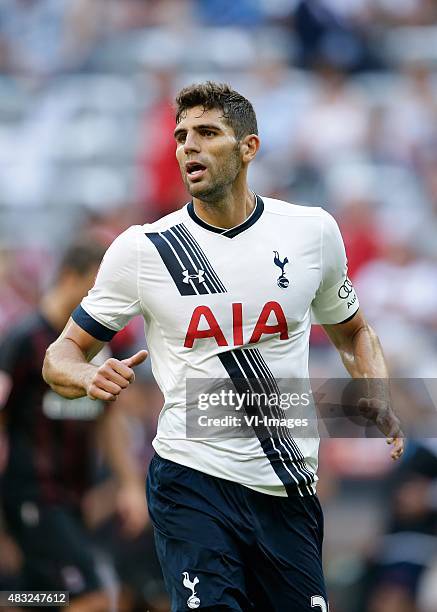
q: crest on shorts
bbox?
[182,572,200,609]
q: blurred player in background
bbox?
[0,240,149,611]
[364,440,437,612]
[43,82,404,611]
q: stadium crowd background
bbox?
[0,1,436,611]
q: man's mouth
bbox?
[185,161,207,181]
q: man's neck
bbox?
[192,185,256,230]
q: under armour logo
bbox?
[273,251,289,289]
[182,269,205,284]
[182,572,200,609]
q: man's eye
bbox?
[203,130,215,137]
[176,134,186,143]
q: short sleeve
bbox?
[311,211,359,325]
[72,226,143,341]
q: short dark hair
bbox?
[58,239,105,277]
[175,81,258,140]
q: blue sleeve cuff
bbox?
[72,305,117,342]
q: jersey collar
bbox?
[187,195,264,239]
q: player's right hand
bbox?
[86,350,148,401]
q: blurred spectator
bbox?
[375,0,437,27]
[89,380,169,612]
[293,65,369,169]
[355,236,437,375]
[0,247,47,337]
[364,441,437,612]
[293,0,379,71]
[420,159,437,259]
[247,58,314,196]
[0,0,69,77]
[336,196,382,278]
[196,0,264,27]
[381,63,437,168]
[0,239,150,611]
[137,71,188,221]
[0,0,106,78]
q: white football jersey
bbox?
[73,196,359,497]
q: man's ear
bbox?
[240,134,260,163]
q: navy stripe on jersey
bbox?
[146,226,226,296]
[218,348,314,497]
[72,305,117,341]
[219,349,306,497]
[234,348,315,496]
[173,224,226,293]
[146,232,197,296]
[158,230,210,295]
[245,349,315,488]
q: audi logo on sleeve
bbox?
[337,278,354,299]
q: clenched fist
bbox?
[86,350,148,402]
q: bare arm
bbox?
[323,310,404,460]
[323,310,387,379]
[42,318,148,401]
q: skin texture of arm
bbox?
[323,309,404,460]
[42,318,148,401]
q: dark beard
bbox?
[186,146,242,203]
[188,181,229,203]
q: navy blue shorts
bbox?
[146,454,328,611]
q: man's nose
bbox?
[183,132,201,154]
